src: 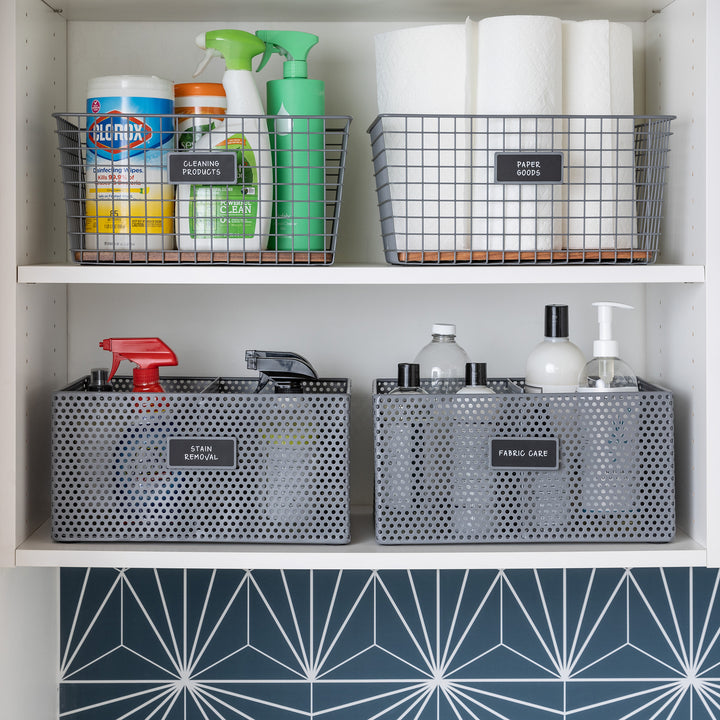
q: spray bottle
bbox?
[577,302,638,392]
[176,30,271,253]
[99,337,178,392]
[99,338,181,536]
[246,350,319,526]
[256,31,326,251]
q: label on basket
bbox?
[167,152,238,184]
[494,153,563,183]
[168,438,237,468]
[490,438,559,470]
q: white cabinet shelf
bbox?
[17,263,706,286]
[16,510,707,570]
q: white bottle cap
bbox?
[432,323,456,335]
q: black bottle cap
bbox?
[465,362,487,386]
[545,304,569,338]
[397,363,421,388]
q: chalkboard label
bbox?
[168,152,237,184]
[490,438,559,470]
[168,438,237,468]
[495,152,563,184]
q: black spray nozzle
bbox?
[245,350,318,393]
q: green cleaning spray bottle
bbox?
[177,30,271,252]
[256,30,325,251]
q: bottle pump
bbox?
[99,338,178,392]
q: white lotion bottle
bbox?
[456,362,495,394]
[177,30,271,252]
[525,304,586,393]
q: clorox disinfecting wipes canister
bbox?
[85,76,175,251]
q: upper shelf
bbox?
[17,263,705,285]
[45,0,669,23]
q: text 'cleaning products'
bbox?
[256,30,326,251]
[85,75,175,251]
[176,29,271,252]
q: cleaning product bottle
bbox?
[255,30,326,251]
[99,338,181,537]
[525,305,586,393]
[176,30,271,253]
[245,350,319,527]
[99,337,178,391]
[577,302,638,392]
[415,323,470,394]
[456,362,495,394]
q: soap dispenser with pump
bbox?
[577,302,638,392]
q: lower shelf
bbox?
[16,509,707,570]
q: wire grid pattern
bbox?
[51,377,350,543]
[368,114,673,264]
[373,378,675,543]
[54,112,351,264]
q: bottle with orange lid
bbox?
[174,82,227,150]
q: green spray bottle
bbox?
[256,31,325,251]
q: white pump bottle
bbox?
[577,302,638,392]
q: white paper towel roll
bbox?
[562,20,635,251]
[470,15,564,253]
[375,22,472,254]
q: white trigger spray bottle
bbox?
[176,29,271,252]
[577,302,639,392]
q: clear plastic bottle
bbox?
[389,363,428,395]
[415,323,470,394]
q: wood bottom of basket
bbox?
[75,251,334,264]
[394,250,652,263]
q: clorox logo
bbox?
[88,111,155,159]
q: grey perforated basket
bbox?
[51,376,350,543]
[373,378,675,544]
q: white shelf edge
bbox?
[16,512,707,570]
[16,263,706,286]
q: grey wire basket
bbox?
[53,112,351,265]
[372,378,675,544]
[51,376,350,542]
[368,114,673,265]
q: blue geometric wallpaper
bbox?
[60,568,720,720]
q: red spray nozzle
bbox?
[99,338,178,392]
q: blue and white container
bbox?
[85,75,175,251]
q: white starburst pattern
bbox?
[59,568,720,720]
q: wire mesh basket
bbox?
[368,114,673,265]
[54,112,352,265]
[51,376,351,542]
[373,378,675,544]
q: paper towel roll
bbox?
[563,20,635,251]
[470,16,564,253]
[375,22,472,254]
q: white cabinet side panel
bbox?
[15,0,68,552]
[645,0,707,547]
[705,0,720,566]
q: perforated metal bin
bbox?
[51,376,350,543]
[372,378,675,544]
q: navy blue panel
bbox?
[60,567,720,720]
